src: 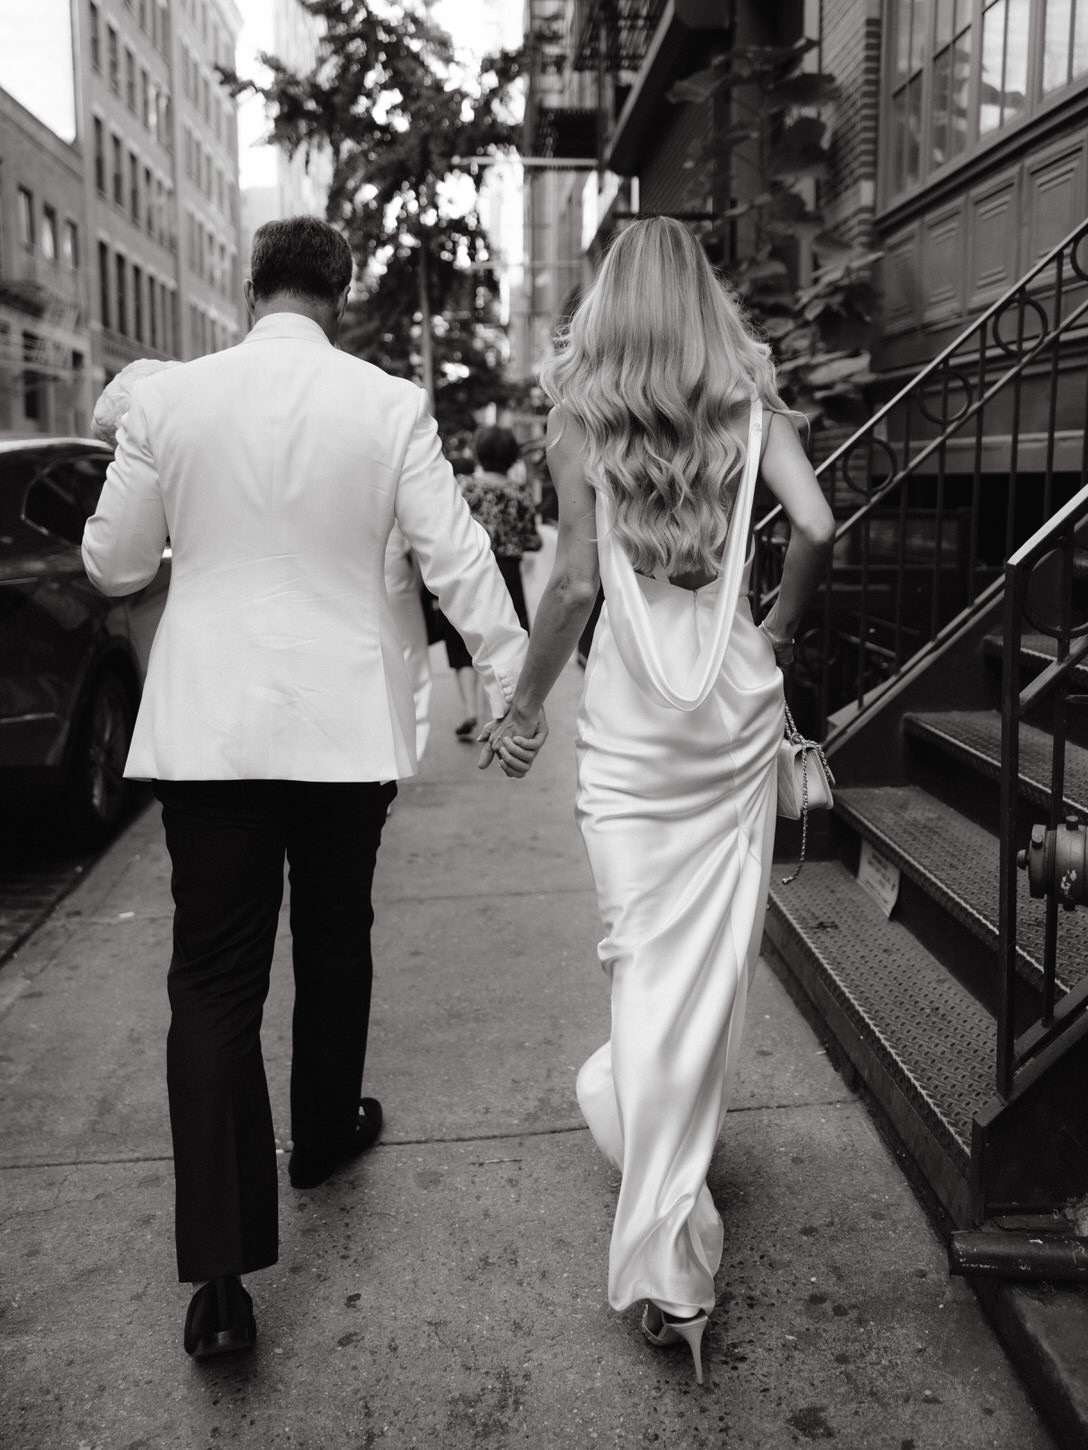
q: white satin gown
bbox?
[574,400,784,1317]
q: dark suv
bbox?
[0,437,169,846]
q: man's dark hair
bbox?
[249,217,353,305]
[475,426,520,475]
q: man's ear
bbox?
[243,279,256,317]
[336,286,350,324]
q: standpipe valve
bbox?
[1018,816,1087,910]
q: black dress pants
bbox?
[154,778,396,1282]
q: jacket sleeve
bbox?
[393,390,527,717]
[82,389,169,596]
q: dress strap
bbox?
[596,397,764,711]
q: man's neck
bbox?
[251,294,338,343]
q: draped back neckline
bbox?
[594,398,763,712]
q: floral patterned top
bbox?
[460,470,541,561]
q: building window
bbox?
[107,23,119,92]
[41,205,57,262]
[979,0,1030,134]
[98,241,111,328]
[885,0,1088,203]
[115,254,128,336]
[129,150,141,223]
[155,0,170,55]
[144,165,153,234]
[22,332,42,423]
[133,264,144,343]
[125,45,137,111]
[1041,0,1088,91]
[111,134,124,205]
[89,1,101,70]
[63,220,79,270]
[93,117,105,193]
[149,278,159,349]
[17,187,34,250]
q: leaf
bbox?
[667,67,728,104]
[764,73,841,110]
[805,352,873,387]
[757,314,797,339]
[740,256,791,281]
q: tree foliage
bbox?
[225,0,522,429]
[669,38,880,424]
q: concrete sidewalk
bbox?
[0,654,1058,1449]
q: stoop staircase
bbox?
[752,218,1088,1276]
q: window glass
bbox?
[1004,0,1031,125]
[41,207,57,261]
[68,453,110,519]
[17,187,34,249]
[979,0,1007,134]
[24,460,86,544]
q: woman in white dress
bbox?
[482,218,834,1381]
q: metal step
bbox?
[903,709,1088,816]
[834,785,1088,994]
[764,860,990,1223]
[983,632,1088,691]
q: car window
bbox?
[68,453,111,518]
[23,456,99,546]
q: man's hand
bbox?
[477,707,548,778]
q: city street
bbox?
[0,652,1059,1450]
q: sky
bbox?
[0,0,76,141]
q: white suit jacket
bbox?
[82,311,527,781]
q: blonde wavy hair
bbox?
[541,216,793,576]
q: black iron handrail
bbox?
[753,215,1088,741]
[997,482,1088,1098]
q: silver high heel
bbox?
[640,1303,709,1385]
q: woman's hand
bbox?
[477,706,548,777]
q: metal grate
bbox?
[767,861,992,1155]
[903,709,1088,817]
[835,785,1088,994]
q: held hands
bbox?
[477,706,549,778]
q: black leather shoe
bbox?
[288,1097,383,1189]
[183,1276,256,1359]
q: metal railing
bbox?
[565,0,668,73]
[752,215,1088,740]
[997,483,1088,1097]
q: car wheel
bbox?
[65,670,135,848]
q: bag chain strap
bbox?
[781,705,834,887]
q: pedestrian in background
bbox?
[481,217,833,1382]
[440,426,541,740]
[81,216,536,1361]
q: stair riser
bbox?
[762,925,972,1228]
[907,735,1003,836]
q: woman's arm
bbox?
[755,412,836,661]
[479,406,600,775]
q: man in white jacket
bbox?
[82,216,539,1359]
